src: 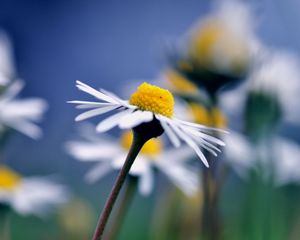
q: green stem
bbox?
[91,132,148,240]
[105,176,138,240]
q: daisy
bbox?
[0,80,47,139]
[69,81,226,167]
[221,49,300,127]
[187,0,255,74]
[0,165,69,216]
[66,125,198,196]
[222,134,300,186]
[250,50,300,124]
[170,0,258,94]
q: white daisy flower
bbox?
[0,165,69,216]
[66,126,199,197]
[186,0,256,75]
[219,128,300,186]
[69,81,226,167]
[221,49,300,126]
[225,135,300,187]
[0,80,48,139]
[250,50,300,124]
[0,31,15,87]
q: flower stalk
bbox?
[91,132,146,240]
[92,119,164,240]
[105,176,138,240]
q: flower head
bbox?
[66,126,199,196]
[171,0,257,94]
[69,81,226,167]
[250,51,300,124]
[0,165,69,216]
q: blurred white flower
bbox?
[66,125,199,197]
[0,165,69,216]
[186,0,257,74]
[250,50,300,124]
[0,80,48,139]
[0,31,15,86]
[221,49,300,126]
[69,81,226,167]
[223,132,300,186]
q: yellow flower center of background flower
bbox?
[188,19,250,74]
[189,20,223,66]
[129,82,174,118]
[164,70,198,95]
[188,103,227,128]
[0,165,21,190]
[120,131,162,156]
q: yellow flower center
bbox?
[189,20,223,66]
[129,82,174,118]
[188,19,249,73]
[189,103,227,128]
[120,131,162,156]
[164,70,198,95]
[0,165,21,190]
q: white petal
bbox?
[99,88,126,104]
[174,118,229,133]
[119,111,153,129]
[7,120,42,139]
[85,162,113,183]
[188,134,221,157]
[0,31,15,80]
[65,141,119,161]
[158,116,181,148]
[75,80,119,104]
[185,127,226,146]
[161,146,194,163]
[155,160,198,196]
[130,156,151,175]
[169,123,209,167]
[75,105,119,121]
[68,100,114,109]
[138,169,154,196]
[0,80,23,102]
[96,109,133,132]
[1,98,47,121]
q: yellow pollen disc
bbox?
[120,131,162,156]
[129,82,174,118]
[189,103,227,128]
[0,165,21,190]
[165,70,198,95]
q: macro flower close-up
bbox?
[2,0,300,239]
[69,80,226,167]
